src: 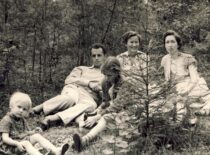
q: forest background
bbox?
[1,0,210,154]
[1,0,210,116]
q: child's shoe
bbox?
[72,134,82,152]
[39,118,50,131]
[84,111,97,120]
[29,109,42,117]
[29,108,43,117]
[195,109,210,116]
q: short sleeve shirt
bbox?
[161,52,197,81]
[0,113,29,139]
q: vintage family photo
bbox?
[0,0,210,154]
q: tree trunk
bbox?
[32,23,36,78]
[77,0,90,66]
[101,0,118,43]
[4,0,8,24]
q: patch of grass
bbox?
[27,115,210,155]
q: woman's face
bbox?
[126,36,140,54]
[165,35,178,54]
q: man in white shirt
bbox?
[32,43,106,129]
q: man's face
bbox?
[91,48,105,68]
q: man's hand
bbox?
[89,82,102,92]
[84,114,101,128]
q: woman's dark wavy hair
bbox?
[101,56,121,75]
[163,30,182,50]
[121,31,141,45]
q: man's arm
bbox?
[65,67,89,87]
[65,67,82,85]
[65,66,102,92]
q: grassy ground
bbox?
[28,114,210,155]
[29,115,117,155]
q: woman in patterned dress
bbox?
[117,31,148,79]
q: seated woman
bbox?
[72,56,123,152]
[117,30,148,79]
[160,30,210,115]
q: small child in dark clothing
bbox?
[100,56,123,108]
[0,92,69,155]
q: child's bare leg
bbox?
[30,133,57,152]
[83,117,106,142]
[30,133,69,155]
[20,140,42,155]
[73,117,106,152]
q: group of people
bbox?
[1,30,210,154]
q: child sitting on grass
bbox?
[0,92,69,155]
[72,56,123,152]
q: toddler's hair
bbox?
[9,92,32,110]
[101,56,121,75]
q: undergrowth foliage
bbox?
[104,54,210,154]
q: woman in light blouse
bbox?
[161,30,210,115]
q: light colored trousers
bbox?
[43,84,97,125]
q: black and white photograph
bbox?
[0,0,210,154]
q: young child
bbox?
[0,92,69,155]
[100,56,123,108]
[72,56,123,152]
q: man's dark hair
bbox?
[91,43,107,55]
